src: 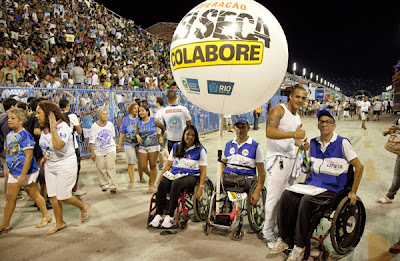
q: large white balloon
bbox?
[170,0,288,115]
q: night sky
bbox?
[97,0,400,96]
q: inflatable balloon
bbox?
[170,0,288,115]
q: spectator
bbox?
[0,60,19,83]
[70,59,84,86]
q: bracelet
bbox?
[199,185,204,187]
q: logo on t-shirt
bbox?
[97,129,112,147]
[229,147,235,154]
[242,149,249,156]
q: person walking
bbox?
[89,106,118,194]
[0,108,51,234]
[59,99,86,197]
[262,86,308,249]
[36,101,89,235]
[376,122,400,204]
[117,102,141,188]
[136,105,165,193]
[360,96,371,130]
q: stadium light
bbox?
[310,72,313,80]
[293,62,296,74]
[316,75,319,82]
[302,68,306,77]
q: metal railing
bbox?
[0,84,286,157]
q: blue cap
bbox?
[396,61,400,68]
[234,117,249,125]
[317,110,335,122]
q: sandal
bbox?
[0,225,10,234]
[46,223,67,235]
[36,216,52,228]
[376,196,393,204]
[81,204,90,223]
[127,183,134,189]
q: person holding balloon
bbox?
[262,86,308,249]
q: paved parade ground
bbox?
[0,114,399,261]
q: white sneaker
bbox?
[73,189,87,196]
[266,238,278,249]
[161,215,175,228]
[270,237,289,254]
[149,214,163,228]
[287,245,305,261]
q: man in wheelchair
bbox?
[270,110,364,261]
[221,117,266,206]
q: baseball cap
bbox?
[234,117,249,125]
[317,110,335,123]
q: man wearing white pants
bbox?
[263,86,308,249]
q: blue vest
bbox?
[305,135,349,193]
[170,143,204,176]
[137,117,158,147]
[223,139,258,176]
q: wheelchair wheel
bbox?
[178,219,188,231]
[231,227,244,241]
[193,178,214,221]
[247,182,267,233]
[330,196,366,255]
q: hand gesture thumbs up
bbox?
[293,124,305,139]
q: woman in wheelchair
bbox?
[270,110,365,261]
[149,125,207,228]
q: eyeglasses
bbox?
[318,120,334,125]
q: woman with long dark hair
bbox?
[136,105,164,193]
[36,101,89,235]
[150,125,207,229]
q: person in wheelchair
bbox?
[221,117,266,206]
[270,110,364,261]
[149,125,207,228]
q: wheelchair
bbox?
[304,165,366,260]
[204,151,267,240]
[147,177,214,231]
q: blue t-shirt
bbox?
[5,128,39,176]
[120,116,138,146]
[137,117,158,147]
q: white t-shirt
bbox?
[89,121,116,156]
[65,112,80,149]
[360,101,371,112]
[158,105,192,142]
[39,122,76,162]
[373,101,382,111]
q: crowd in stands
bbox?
[0,0,177,92]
